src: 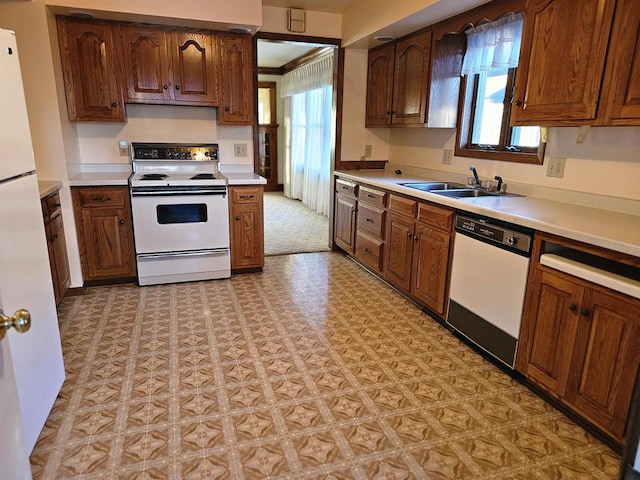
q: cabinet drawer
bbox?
[417,202,453,232]
[231,186,262,204]
[355,231,384,272]
[336,179,357,197]
[389,194,417,217]
[45,192,62,221]
[73,187,127,208]
[357,203,385,239]
[358,185,387,207]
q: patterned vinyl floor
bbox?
[30,252,620,479]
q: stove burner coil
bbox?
[191,173,216,180]
[141,173,168,180]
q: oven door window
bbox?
[156,204,208,224]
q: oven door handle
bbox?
[131,190,227,197]
[137,248,229,260]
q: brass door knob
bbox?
[0,309,31,340]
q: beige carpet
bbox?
[30,252,619,479]
[264,192,330,256]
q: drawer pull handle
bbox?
[363,247,371,253]
[568,303,577,312]
[365,218,374,223]
[92,197,111,202]
[367,194,375,198]
[239,195,255,199]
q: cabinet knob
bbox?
[580,308,590,317]
[53,203,61,208]
[568,303,577,312]
[163,85,168,90]
[119,219,125,225]
[235,216,240,221]
[111,102,117,108]
[413,235,419,241]
[175,85,180,90]
[515,100,523,106]
[225,107,230,112]
[407,232,412,238]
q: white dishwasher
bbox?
[447,213,533,368]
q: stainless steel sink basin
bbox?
[400,182,467,191]
[432,189,502,198]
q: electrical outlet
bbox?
[546,156,566,178]
[442,149,453,165]
[234,144,248,157]
[364,145,372,157]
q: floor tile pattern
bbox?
[31,252,620,479]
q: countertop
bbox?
[335,170,640,258]
[38,180,63,198]
[68,172,267,186]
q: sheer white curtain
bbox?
[281,53,334,216]
[461,12,524,75]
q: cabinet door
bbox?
[170,31,216,105]
[599,0,640,125]
[334,193,357,253]
[217,34,253,125]
[511,0,616,124]
[566,288,640,441]
[49,214,70,304]
[230,203,264,269]
[411,224,450,315]
[384,213,414,292]
[79,206,135,280]
[519,269,583,397]
[57,18,125,121]
[392,30,432,125]
[365,44,395,127]
[120,25,172,103]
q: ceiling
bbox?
[257,40,328,68]
[261,0,358,14]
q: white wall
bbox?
[76,105,253,168]
[386,126,640,202]
[341,49,390,161]
[261,6,341,38]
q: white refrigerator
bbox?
[0,28,65,476]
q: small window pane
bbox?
[156,204,207,224]
[512,126,540,148]
[258,88,272,124]
[471,69,508,146]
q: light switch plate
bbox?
[364,145,372,157]
[442,149,452,165]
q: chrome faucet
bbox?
[469,165,481,186]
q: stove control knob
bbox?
[204,151,210,157]
[507,236,518,246]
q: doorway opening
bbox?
[255,34,339,256]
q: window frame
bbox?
[456,68,544,164]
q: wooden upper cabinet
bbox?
[598,0,640,125]
[511,0,616,125]
[120,27,216,106]
[365,44,395,127]
[170,31,217,105]
[119,25,172,103]
[392,30,432,125]
[57,17,125,122]
[217,33,253,125]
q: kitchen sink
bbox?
[433,189,503,198]
[400,182,467,191]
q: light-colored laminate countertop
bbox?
[38,180,63,199]
[335,170,640,258]
[68,172,267,187]
[69,172,131,187]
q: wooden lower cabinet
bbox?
[71,186,136,283]
[42,191,70,305]
[518,265,640,443]
[229,186,264,272]
[334,192,357,254]
[383,195,452,317]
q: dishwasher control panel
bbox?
[455,214,532,254]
